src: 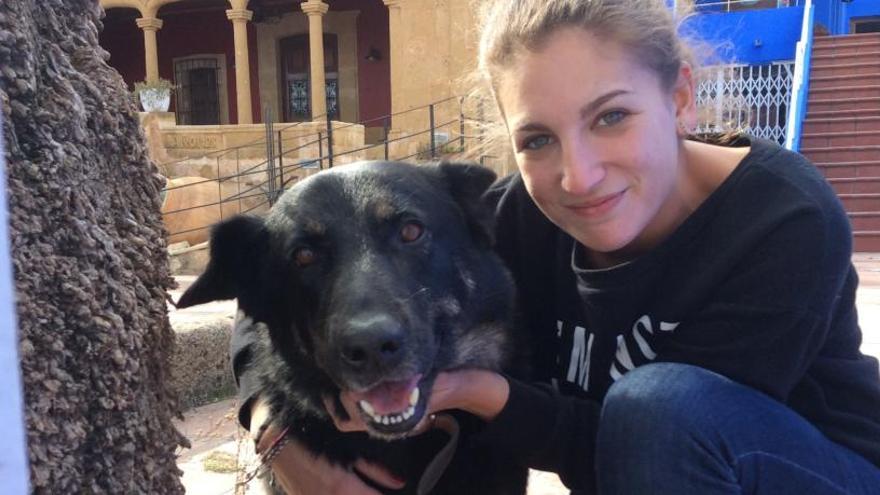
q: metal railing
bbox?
[695,61,795,144]
[161,95,494,240]
[694,0,803,13]
[784,0,814,151]
[163,63,808,242]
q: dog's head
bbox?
[178,161,515,439]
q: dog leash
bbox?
[236,425,290,488]
[416,413,460,495]
[235,417,459,495]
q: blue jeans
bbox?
[587,363,880,495]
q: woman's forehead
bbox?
[495,30,654,123]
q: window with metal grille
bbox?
[280,34,339,121]
[174,58,222,125]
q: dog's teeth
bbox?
[382,416,391,425]
[359,400,375,416]
[409,387,419,406]
[403,406,415,420]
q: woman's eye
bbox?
[400,221,424,243]
[597,110,627,127]
[294,247,317,267]
[522,135,554,151]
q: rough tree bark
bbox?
[0,0,186,492]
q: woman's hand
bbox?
[325,369,511,433]
[249,398,405,494]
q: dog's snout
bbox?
[339,315,406,371]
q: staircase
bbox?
[800,33,880,252]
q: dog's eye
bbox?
[294,247,317,267]
[400,221,424,243]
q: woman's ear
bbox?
[673,62,698,136]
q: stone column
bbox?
[301,0,329,120]
[383,0,403,127]
[135,17,163,82]
[226,8,254,124]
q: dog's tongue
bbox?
[352,376,420,416]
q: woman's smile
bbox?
[565,189,628,220]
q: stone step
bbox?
[813,33,880,47]
[839,193,880,213]
[811,61,880,78]
[828,177,880,195]
[810,73,880,91]
[800,130,880,149]
[814,161,880,179]
[802,146,880,164]
[814,41,880,57]
[848,212,880,232]
[808,84,880,100]
[168,275,238,410]
[803,116,880,134]
[812,51,880,68]
[854,231,880,252]
[813,34,880,55]
[804,106,880,119]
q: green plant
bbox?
[415,140,463,160]
[133,78,175,94]
[201,451,237,473]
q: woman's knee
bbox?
[603,362,723,412]
[598,363,729,451]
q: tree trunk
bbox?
[0,0,186,492]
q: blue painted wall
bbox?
[686,1,880,65]
[844,0,880,33]
[683,6,805,64]
[813,0,837,34]
[811,0,880,34]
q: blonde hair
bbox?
[463,0,740,161]
[477,0,697,93]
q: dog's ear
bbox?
[176,215,268,308]
[436,162,498,246]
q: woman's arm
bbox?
[328,369,602,491]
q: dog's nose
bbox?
[339,315,406,371]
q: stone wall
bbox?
[143,117,363,245]
[0,0,185,492]
[387,0,480,136]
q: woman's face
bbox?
[496,28,695,263]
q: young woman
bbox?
[237,1,880,493]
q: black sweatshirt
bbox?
[478,137,880,489]
[231,137,880,490]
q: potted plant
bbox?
[134,78,174,112]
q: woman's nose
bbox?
[560,140,605,194]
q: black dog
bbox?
[177,161,528,494]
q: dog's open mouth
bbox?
[349,374,428,435]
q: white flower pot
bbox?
[139,88,171,112]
